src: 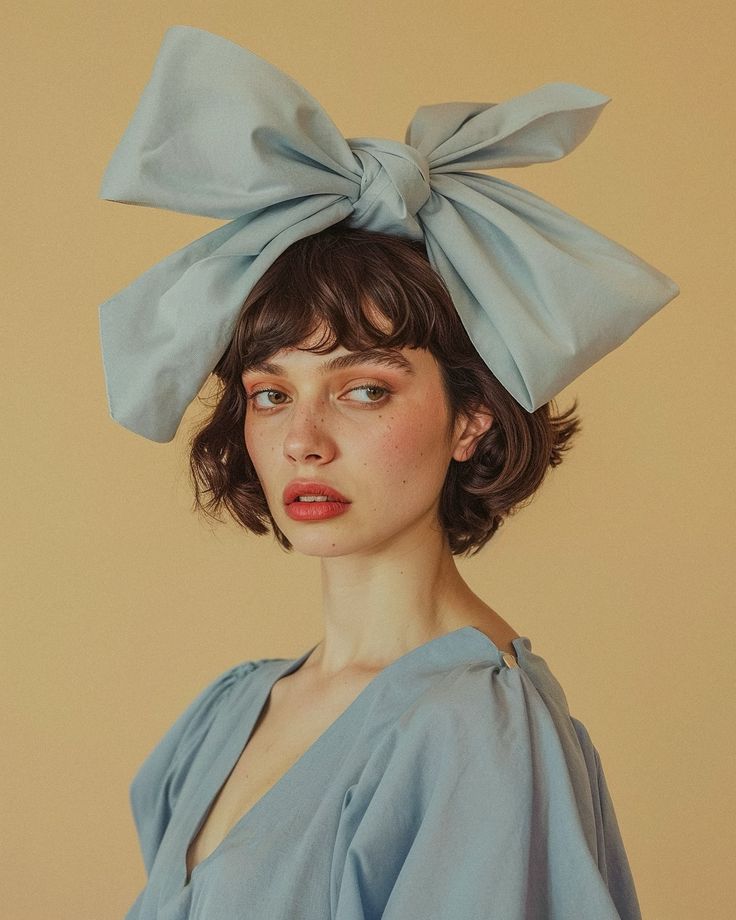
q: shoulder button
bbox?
[501,651,519,668]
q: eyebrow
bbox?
[242,348,416,377]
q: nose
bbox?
[282,397,337,465]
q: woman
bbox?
[122,223,633,920]
[98,26,679,920]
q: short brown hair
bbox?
[188,219,582,557]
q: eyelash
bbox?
[246,382,394,412]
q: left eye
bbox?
[348,384,390,403]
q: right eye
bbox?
[247,388,289,410]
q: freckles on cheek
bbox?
[376,414,425,466]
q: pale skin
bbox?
[242,321,521,688]
[184,321,522,879]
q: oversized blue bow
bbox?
[98,25,679,442]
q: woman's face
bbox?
[242,331,478,558]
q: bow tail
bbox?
[420,173,680,412]
[100,197,353,442]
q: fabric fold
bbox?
[99,24,679,447]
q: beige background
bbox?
[3,1,734,918]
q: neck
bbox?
[303,516,500,680]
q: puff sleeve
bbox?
[128,660,258,877]
[331,662,642,920]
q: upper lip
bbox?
[283,480,350,504]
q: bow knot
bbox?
[348,138,430,237]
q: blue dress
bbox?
[123,626,642,919]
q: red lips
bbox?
[283,480,350,505]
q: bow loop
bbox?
[407,84,612,172]
[347,138,430,237]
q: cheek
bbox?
[371,410,447,481]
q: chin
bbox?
[272,513,343,551]
[276,515,376,558]
[285,522,412,560]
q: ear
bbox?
[451,405,494,463]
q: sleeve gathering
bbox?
[330,661,642,920]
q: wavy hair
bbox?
[188,219,582,557]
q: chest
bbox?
[185,675,368,879]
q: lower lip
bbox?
[285,500,351,521]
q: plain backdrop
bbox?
[2,2,734,919]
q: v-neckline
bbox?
[178,625,521,891]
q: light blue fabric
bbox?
[123,627,641,919]
[98,25,679,443]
